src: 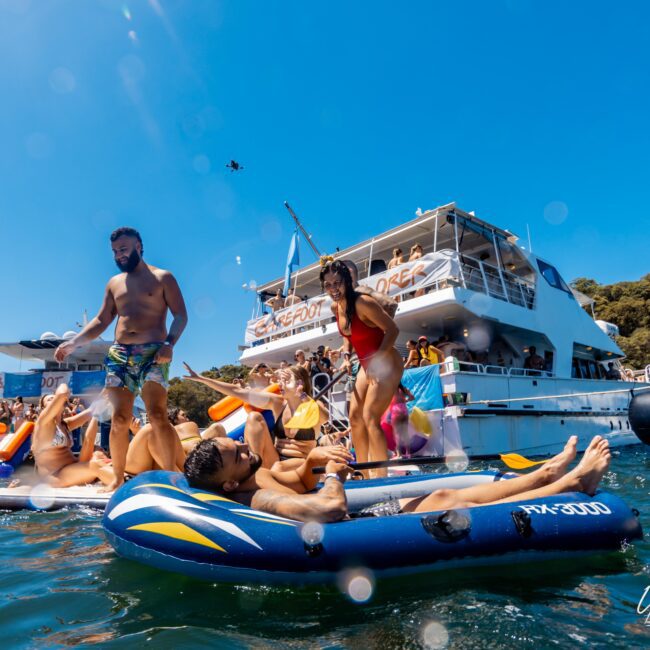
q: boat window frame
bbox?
[536,259,573,296]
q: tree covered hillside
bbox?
[571,274,650,369]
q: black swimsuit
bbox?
[273,406,316,441]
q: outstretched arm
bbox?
[183,362,284,410]
[37,384,70,425]
[78,417,99,463]
[64,407,93,432]
[54,284,116,362]
[268,446,353,493]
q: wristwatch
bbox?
[324,472,342,483]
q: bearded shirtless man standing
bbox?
[54,227,188,491]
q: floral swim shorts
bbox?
[104,342,169,396]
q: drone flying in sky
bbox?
[226,160,244,172]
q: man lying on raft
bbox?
[183,435,611,523]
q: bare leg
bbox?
[363,350,403,478]
[103,387,135,492]
[141,381,178,472]
[125,425,157,474]
[244,411,279,468]
[203,423,226,439]
[407,436,606,514]
[492,437,611,504]
[349,370,370,474]
[51,453,113,488]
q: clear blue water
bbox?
[1,446,649,649]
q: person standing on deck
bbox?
[321,259,402,477]
[54,227,188,491]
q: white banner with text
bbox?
[245,250,461,342]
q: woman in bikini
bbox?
[182,363,328,469]
[30,383,114,488]
[320,259,403,476]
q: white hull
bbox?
[427,372,646,457]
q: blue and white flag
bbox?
[283,229,300,296]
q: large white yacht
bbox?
[240,202,648,455]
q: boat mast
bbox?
[284,201,321,258]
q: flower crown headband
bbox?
[319,254,335,268]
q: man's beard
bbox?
[116,249,141,273]
[247,452,262,478]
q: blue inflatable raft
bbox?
[103,470,642,586]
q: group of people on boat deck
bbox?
[15,226,615,520]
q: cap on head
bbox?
[418,335,428,342]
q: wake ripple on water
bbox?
[0,447,649,648]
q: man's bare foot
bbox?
[566,436,611,496]
[542,435,578,483]
[8,479,21,489]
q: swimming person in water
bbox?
[30,383,114,488]
[54,227,188,491]
[182,362,328,469]
[320,259,403,476]
[184,435,611,523]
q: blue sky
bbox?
[1,0,649,376]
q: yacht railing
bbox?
[246,251,536,345]
[440,359,553,378]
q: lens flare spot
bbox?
[29,483,56,510]
[128,30,138,43]
[422,620,449,649]
[338,568,374,603]
[543,201,568,225]
[193,296,216,319]
[466,325,491,352]
[260,218,282,243]
[445,449,469,473]
[49,67,76,94]
[300,521,324,545]
[122,5,131,20]
[236,256,241,265]
[192,154,211,175]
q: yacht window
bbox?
[536,260,572,295]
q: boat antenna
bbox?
[284,201,321,258]
[526,223,533,252]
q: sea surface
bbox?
[1,446,649,649]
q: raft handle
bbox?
[304,542,323,558]
[421,510,471,543]
[511,510,533,538]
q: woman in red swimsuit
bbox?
[320,260,402,476]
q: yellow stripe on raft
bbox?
[134,483,188,494]
[127,522,227,552]
[192,493,237,503]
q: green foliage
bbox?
[571,274,650,369]
[168,365,251,427]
